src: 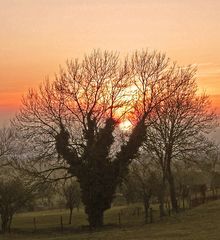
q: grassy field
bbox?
[0,200,219,240]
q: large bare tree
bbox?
[14,49,186,227]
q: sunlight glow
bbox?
[119,120,132,131]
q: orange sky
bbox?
[1,0,220,125]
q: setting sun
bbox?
[119,119,132,131]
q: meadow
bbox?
[0,200,219,240]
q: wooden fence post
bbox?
[149,208,153,223]
[120,209,123,216]
[182,197,185,210]
[118,212,121,227]
[137,207,140,217]
[168,202,171,216]
[60,216,63,232]
[159,204,163,219]
[33,217,37,232]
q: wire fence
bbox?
[7,190,220,234]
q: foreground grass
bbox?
[0,200,220,239]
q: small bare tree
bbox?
[0,178,33,233]
[63,180,81,224]
[197,142,220,197]
[127,154,161,223]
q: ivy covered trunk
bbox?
[78,159,118,228]
[56,116,146,228]
[81,176,113,228]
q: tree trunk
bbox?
[158,175,166,217]
[165,154,178,213]
[86,207,104,228]
[167,172,178,212]
[8,215,13,233]
[143,196,149,224]
[182,197,185,209]
[80,175,114,229]
[211,187,214,198]
[69,208,73,225]
[1,215,9,233]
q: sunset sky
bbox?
[1,0,220,125]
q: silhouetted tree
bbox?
[14,49,187,227]
[144,68,216,212]
[0,178,32,233]
[197,142,220,197]
[121,176,140,205]
[63,180,81,224]
[127,154,161,223]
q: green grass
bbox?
[0,200,220,239]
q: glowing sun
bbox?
[119,120,132,131]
